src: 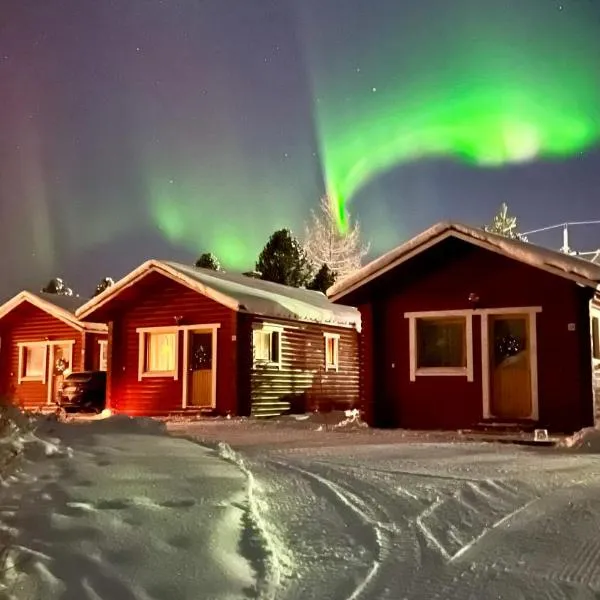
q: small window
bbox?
[98,340,108,371]
[416,317,466,369]
[22,345,46,380]
[252,328,281,365]
[144,332,177,374]
[593,316,600,360]
[324,333,340,371]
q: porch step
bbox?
[474,421,538,433]
[251,401,291,418]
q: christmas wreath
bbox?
[55,357,69,374]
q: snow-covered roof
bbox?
[0,291,107,332]
[329,221,600,301]
[76,260,361,329]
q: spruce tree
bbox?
[42,277,73,297]
[307,264,337,293]
[484,203,528,241]
[195,252,221,271]
[94,277,115,297]
[256,229,313,287]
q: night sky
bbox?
[2,0,600,298]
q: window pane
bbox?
[146,333,176,372]
[99,343,108,371]
[326,337,338,366]
[593,317,600,360]
[417,318,466,368]
[253,330,270,361]
[270,332,280,363]
[25,346,45,377]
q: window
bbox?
[21,344,46,381]
[324,333,340,371]
[252,327,281,366]
[593,316,600,360]
[416,317,466,369]
[98,340,108,371]
[141,331,178,376]
[405,311,473,381]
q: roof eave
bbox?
[76,260,241,320]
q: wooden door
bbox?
[489,315,532,419]
[50,344,70,405]
[188,332,213,408]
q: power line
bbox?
[522,220,600,257]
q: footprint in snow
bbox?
[159,498,196,509]
[96,499,131,510]
[166,534,193,549]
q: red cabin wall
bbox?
[0,302,84,410]
[342,240,595,433]
[99,272,237,416]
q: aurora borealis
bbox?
[1,0,600,295]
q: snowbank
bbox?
[276,409,368,431]
[558,427,600,453]
[0,413,259,599]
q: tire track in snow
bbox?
[274,460,391,600]
[216,442,292,600]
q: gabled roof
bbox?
[76,260,361,329]
[329,221,600,301]
[0,291,107,333]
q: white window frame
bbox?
[405,310,474,382]
[252,324,283,369]
[136,326,179,380]
[480,307,541,421]
[98,339,108,371]
[17,341,48,383]
[324,332,340,371]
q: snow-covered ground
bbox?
[5,414,600,599]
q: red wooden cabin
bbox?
[75,260,361,417]
[329,222,600,433]
[0,291,108,410]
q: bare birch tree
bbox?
[303,196,370,280]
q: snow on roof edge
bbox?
[329,221,600,300]
[77,259,360,330]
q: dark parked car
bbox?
[59,371,106,413]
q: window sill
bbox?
[415,367,468,377]
[140,371,177,379]
[253,360,281,370]
[325,364,339,372]
[19,376,45,383]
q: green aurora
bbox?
[305,2,600,232]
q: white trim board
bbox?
[330,222,600,302]
[181,324,220,410]
[480,308,540,421]
[405,310,474,382]
[77,260,241,320]
[132,323,220,409]
[0,291,106,333]
[404,306,541,421]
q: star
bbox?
[355,67,361,73]
[283,152,289,158]
[372,87,377,92]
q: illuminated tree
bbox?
[94,277,115,297]
[195,252,221,271]
[256,229,312,287]
[303,195,370,280]
[307,263,337,293]
[484,203,528,241]
[41,277,73,297]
